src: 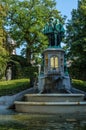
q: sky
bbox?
[56,0,78,20]
[16,0,78,55]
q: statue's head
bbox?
[55,19,60,24]
[49,17,54,23]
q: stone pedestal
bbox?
[38,47,71,93]
[43,48,65,76]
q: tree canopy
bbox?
[1,0,64,65]
[65,0,86,80]
[0,4,9,79]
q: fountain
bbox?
[15,17,86,114]
[38,17,71,93]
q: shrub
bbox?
[7,55,38,79]
[0,79,30,96]
[72,79,86,92]
[22,66,38,78]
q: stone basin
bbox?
[14,93,86,114]
[25,94,84,102]
[15,101,86,114]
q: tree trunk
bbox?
[26,47,32,65]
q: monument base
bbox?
[38,74,71,93]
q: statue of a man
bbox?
[43,17,55,46]
[54,18,65,47]
[6,67,12,80]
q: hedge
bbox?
[0,79,30,96]
[72,79,86,92]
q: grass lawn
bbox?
[0,78,86,97]
[72,79,86,92]
[0,79,30,96]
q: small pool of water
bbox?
[0,108,86,130]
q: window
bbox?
[50,56,58,69]
[45,55,48,65]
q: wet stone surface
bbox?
[0,108,86,130]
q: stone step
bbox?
[25,94,84,102]
[14,101,86,114]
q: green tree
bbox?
[0,4,9,79]
[65,0,86,80]
[2,0,63,65]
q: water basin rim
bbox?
[25,94,85,97]
[14,101,86,105]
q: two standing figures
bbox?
[43,17,65,47]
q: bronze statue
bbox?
[43,17,65,47]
